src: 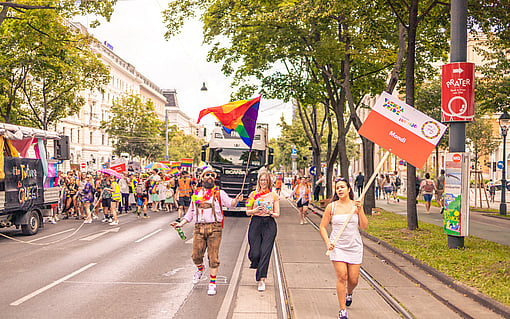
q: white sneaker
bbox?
[193,270,203,284]
[109,221,119,225]
[258,281,265,292]
[207,283,216,295]
[84,219,92,224]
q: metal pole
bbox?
[501,131,507,215]
[447,0,467,249]
[165,109,169,160]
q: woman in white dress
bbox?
[319,177,368,319]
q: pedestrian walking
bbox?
[286,176,312,224]
[419,173,437,214]
[176,170,194,222]
[382,175,393,204]
[435,169,446,213]
[100,174,113,223]
[119,173,130,214]
[315,172,325,201]
[171,166,243,296]
[246,171,280,292]
[319,177,368,319]
[81,175,95,223]
[134,174,150,218]
[354,172,364,198]
[110,177,121,225]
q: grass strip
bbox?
[366,210,510,307]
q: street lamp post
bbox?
[164,109,169,160]
[498,111,510,216]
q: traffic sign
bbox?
[291,147,297,155]
[497,161,504,169]
[80,163,86,169]
[310,166,316,176]
[441,62,475,122]
[398,160,405,166]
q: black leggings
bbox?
[248,216,277,281]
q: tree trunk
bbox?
[406,0,420,231]
[362,138,375,215]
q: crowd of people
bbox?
[50,168,202,226]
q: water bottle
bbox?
[175,226,186,240]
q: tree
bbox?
[0,0,116,27]
[166,126,204,163]
[466,110,499,174]
[100,94,164,161]
[415,76,449,177]
[387,0,450,230]
[163,0,403,204]
[0,8,109,128]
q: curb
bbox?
[311,203,510,318]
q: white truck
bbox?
[0,123,66,235]
[201,123,273,215]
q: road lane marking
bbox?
[27,228,75,243]
[10,263,97,306]
[135,229,162,243]
[80,227,120,241]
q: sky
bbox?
[75,0,293,139]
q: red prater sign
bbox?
[441,62,475,122]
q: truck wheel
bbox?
[21,210,40,236]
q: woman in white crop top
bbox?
[319,177,368,319]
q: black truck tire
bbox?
[21,210,40,236]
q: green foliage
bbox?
[0,7,109,128]
[367,210,510,306]
[466,110,499,168]
[100,94,164,161]
[0,0,117,28]
[415,77,449,149]
[165,126,205,163]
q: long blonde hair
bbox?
[255,171,273,193]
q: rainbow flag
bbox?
[181,158,193,168]
[171,161,181,170]
[197,96,261,149]
[169,168,179,175]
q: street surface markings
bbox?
[79,227,120,241]
[162,267,185,277]
[135,229,163,243]
[27,228,75,243]
[10,263,97,306]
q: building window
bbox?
[70,129,73,142]
[90,132,93,144]
[102,134,105,145]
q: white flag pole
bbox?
[326,150,391,256]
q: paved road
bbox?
[0,211,248,319]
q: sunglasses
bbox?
[204,172,217,178]
[335,177,348,183]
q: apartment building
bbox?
[56,22,199,171]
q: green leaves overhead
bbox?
[0,7,110,128]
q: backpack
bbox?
[395,176,401,187]
[423,180,434,192]
[135,181,146,196]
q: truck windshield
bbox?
[210,148,264,166]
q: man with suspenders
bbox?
[171,166,243,295]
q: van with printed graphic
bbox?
[0,123,68,235]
